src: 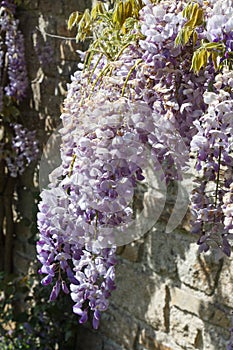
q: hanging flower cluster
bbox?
[2,123,39,177]
[0,0,39,176]
[190,69,233,258]
[37,0,233,335]
[0,0,28,103]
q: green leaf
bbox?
[194,7,204,26]
[191,48,209,74]
[202,42,225,50]
[176,2,204,46]
[67,11,80,30]
[76,9,91,42]
[65,330,73,342]
[182,2,193,19]
[122,17,137,34]
[184,3,199,27]
[112,1,125,27]
[175,28,193,46]
[211,50,218,70]
[193,30,198,45]
[8,105,20,118]
[190,40,225,74]
[91,1,105,20]
[185,4,203,28]
[124,0,133,19]
[182,2,203,26]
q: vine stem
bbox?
[0,160,5,270]
[214,145,222,207]
[36,27,77,41]
[121,59,143,97]
[4,177,15,274]
[88,52,104,84]
[94,210,99,241]
[89,62,111,97]
[69,154,76,177]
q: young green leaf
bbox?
[191,48,209,74]
[112,1,125,27]
[91,1,105,20]
[175,2,204,46]
[76,9,91,42]
[67,11,80,30]
[124,0,133,19]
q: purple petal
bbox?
[49,280,61,301]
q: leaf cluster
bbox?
[175,1,229,74]
[175,2,204,47]
[68,0,143,64]
[191,41,225,75]
[0,271,80,349]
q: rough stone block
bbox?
[144,225,193,277]
[38,0,64,15]
[59,40,79,62]
[170,306,205,349]
[100,305,138,350]
[119,239,144,262]
[13,251,31,275]
[138,327,179,350]
[103,338,127,350]
[170,306,230,350]
[41,76,58,96]
[176,244,222,295]
[206,307,231,329]
[22,1,39,10]
[216,258,233,307]
[170,286,231,329]
[64,0,92,13]
[203,323,230,350]
[112,261,167,330]
[170,287,202,317]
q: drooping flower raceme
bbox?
[0,0,28,102]
[190,68,233,257]
[3,123,39,177]
[0,0,38,177]
[37,94,164,328]
[4,21,28,100]
[37,0,233,336]
[135,0,214,182]
[205,0,233,46]
[223,183,233,237]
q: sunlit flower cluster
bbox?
[190,69,233,257]
[37,0,233,334]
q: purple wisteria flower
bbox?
[37,0,233,334]
[135,0,215,182]
[5,123,39,177]
[190,69,233,257]
[205,0,233,43]
[0,1,28,101]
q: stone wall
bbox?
[15,1,233,350]
[75,221,232,350]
